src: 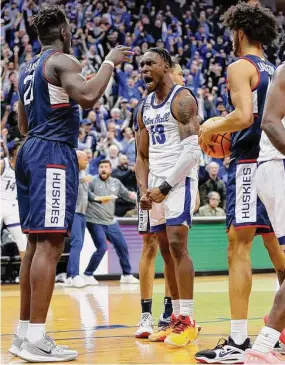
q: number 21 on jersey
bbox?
[23,73,35,106]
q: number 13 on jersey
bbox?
[150,124,166,145]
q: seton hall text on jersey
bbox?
[143,112,171,126]
[257,62,275,75]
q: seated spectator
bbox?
[198,192,226,217]
[106,144,120,169]
[112,155,137,191]
[107,108,125,139]
[200,161,226,209]
[121,127,136,165]
[218,156,230,184]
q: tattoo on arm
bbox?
[177,95,200,140]
[277,269,285,286]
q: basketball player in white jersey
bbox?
[1,140,27,259]
[136,47,201,347]
[135,61,200,338]
[244,42,285,365]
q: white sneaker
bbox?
[83,275,99,286]
[71,275,86,288]
[135,313,154,338]
[120,274,139,284]
[18,334,77,362]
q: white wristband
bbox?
[103,60,115,69]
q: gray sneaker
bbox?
[18,335,78,362]
[9,333,69,357]
[9,334,23,356]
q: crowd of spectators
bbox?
[1,0,285,217]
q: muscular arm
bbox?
[164,89,201,187]
[261,63,285,155]
[200,60,255,138]
[135,103,149,195]
[52,54,113,109]
[18,99,28,136]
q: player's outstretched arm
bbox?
[54,46,133,109]
[18,99,28,136]
[261,63,285,155]
[199,59,254,146]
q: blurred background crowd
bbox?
[1,0,285,218]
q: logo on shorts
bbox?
[242,167,251,219]
[45,167,66,227]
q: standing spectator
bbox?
[106,144,120,169]
[198,192,225,217]
[112,155,137,216]
[84,160,139,284]
[66,151,95,288]
[81,119,97,153]
[199,161,226,209]
[121,127,136,164]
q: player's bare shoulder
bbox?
[172,88,199,126]
[44,52,82,84]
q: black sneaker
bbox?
[195,336,251,364]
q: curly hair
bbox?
[222,1,279,46]
[34,4,68,45]
[148,47,173,68]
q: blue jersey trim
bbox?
[150,84,176,109]
[166,177,191,227]
[150,223,166,233]
[278,236,285,245]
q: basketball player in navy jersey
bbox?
[10,5,132,363]
[244,39,285,365]
[196,3,285,363]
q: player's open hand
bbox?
[198,122,218,152]
[140,193,152,210]
[105,45,134,65]
[146,188,166,204]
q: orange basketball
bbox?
[200,117,231,158]
[202,132,232,158]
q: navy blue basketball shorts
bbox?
[226,158,273,235]
[16,137,79,236]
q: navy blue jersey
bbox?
[18,50,80,147]
[228,55,275,160]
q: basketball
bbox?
[200,117,231,158]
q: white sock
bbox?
[252,326,280,354]
[27,323,46,343]
[231,319,248,345]
[16,320,29,339]
[180,299,194,318]
[172,300,180,317]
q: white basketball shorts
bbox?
[256,160,285,245]
[148,173,198,233]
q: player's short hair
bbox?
[34,4,68,45]
[279,34,285,62]
[222,1,279,46]
[98,159,112,167]
[208,191,221,201]
[148,47,173,68]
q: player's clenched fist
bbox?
[140,193,152,210]
[105,45,134,65]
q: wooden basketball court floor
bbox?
[1,274,285,364]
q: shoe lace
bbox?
[139,314,152,327]
[44,334,64,352]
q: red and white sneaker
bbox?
[244,349,285,364]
